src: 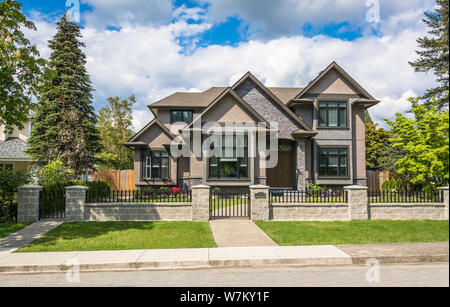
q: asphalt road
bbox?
[0,263,448,287]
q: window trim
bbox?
[141,149,170,181]
[208,134,249,180]
[317,100,349,129]
[317,146,350,179]
[170,110,194,124]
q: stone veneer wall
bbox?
[270,204,349,221]
[84,203,192,221]
[368,203,447,220]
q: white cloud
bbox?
[200,0,436,39]
[81,0,174,28]
[25,2,437,131]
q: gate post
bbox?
[250,185,270,221]
[17,185,43,222]
[345,185,369,220]
[65,186,88,222]
[191,185,210,221]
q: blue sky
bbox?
[19,0,438,129]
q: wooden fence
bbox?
[91,170,134,191]
[366,170,391,193]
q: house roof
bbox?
[291,61,379,105]
[186,87,272,130]
[149,87,227,109]
[0,138,31,161]
[125,118,176,147]
[267,87,303,104]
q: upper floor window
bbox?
[319,148,348,177]
[171,110,193,123]
[142,150,169,180]
[319,101,347,128]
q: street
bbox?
[0,263,448,287]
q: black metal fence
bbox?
[39,189,66,219]
[210,188,250,219]
[270,189,348,204]
[368,190,443,203]
[86,189,192,203]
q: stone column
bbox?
[250,185,270,221]
[345,185,369,220]
[17,185,43,222]
[439,186,449,219]
[296,140,306,191]
[65,186,88,222]
[191,185,210,221]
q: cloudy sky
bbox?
[20,0,438,130]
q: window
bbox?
[319,148,348,177]
[142,150,169,180]
[209,135,248,179]
[319,101,347,127]
[171,110,193,123]
[0,164,13,171]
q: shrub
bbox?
[382,179,403,191]
[41,159,74,186]
[0,170,29,222]
[307,182,324,194]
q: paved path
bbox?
[0,220,63,254]
[0,263,447,287]
[209,220,277,247]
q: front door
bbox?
[267,141,294,188]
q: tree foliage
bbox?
[25,14,101,172]
[365,120,393,169]
[97,95,135,170]
[385,95,449,189]
[0,0,45,132]
[409,0,449,109]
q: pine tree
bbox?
[26,14,101,172]
[409,0,449,109]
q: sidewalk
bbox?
[0,242,447,274]
[210,220,277,247]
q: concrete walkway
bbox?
[209,220,277,247]
[0,220,63,254]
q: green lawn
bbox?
[255,220,449,246]
[0,223,31,240]
[17,221,217,252]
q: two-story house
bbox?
[0,111,35,172]
[125,62,379,190]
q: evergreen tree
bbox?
[409,0,449,109]
[97,95,135,170]
[26,14,101,172]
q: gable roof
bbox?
[148,87,227,110]
[186,87,272,130]
[125,118,175,147]
[291,62,378,105]
[231,72,313,131]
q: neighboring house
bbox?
[0,111,35,172]
[125,62,379,190]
